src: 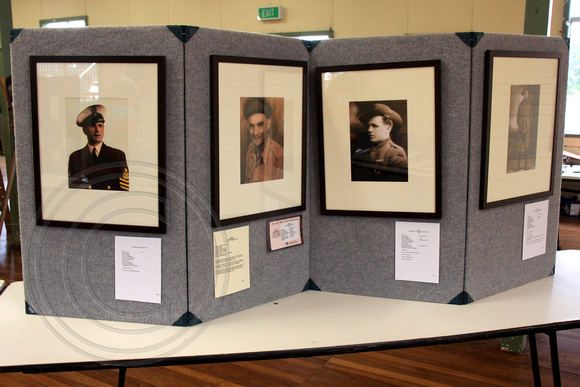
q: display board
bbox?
[11,26,187,325]
[10,27,568,326]
[465,33,568,301]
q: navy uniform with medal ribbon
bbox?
[68,104,129,191]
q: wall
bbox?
[11,0,530,37]
[551,0,567,37]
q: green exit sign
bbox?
[258,6,283,21]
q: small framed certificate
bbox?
[267,215,304,251]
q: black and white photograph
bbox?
[506,84,540,173]
[350,100,408,182]
[30,56,166,232]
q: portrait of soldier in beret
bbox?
[68,104,129,191]
[240,97,284,184]
[350,101,409,182]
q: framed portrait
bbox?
[480,51,562,209]
[210,55,307,226]
[316,61,442,218]
[30,56,166,233]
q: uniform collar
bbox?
[371,139,390,151]
[88,143,103,155]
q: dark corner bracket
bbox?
[564,37,571,48]
[302,40,321,53]
[10,28,23,43]
[25,301,37,315]
[550,265,556,276]
[167,25,200,43]
[173,311,202,326]
[302,278,321,292]
[449,291,474,305]
[456,32,484,48]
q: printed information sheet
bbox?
[395,221,440,283]
[523,200,549,260]
[115,236,161,303]
[214,226,250,298]
[268,216,303,251]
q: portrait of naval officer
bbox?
[242,97,284,184]
[68,104,129,190]
[351,103,408,182]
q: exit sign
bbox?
[258,6,283,21]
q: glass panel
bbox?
[566,20,580,135]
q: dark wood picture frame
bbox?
[210,55,307,227]
[30,55,166,233]
[316,60,442,219]
[480,50,561,210]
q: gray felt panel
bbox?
[11,27,566,327]
[183,28,310,322]
[11,26,187,325]
[465,34,568,301]
[308,34,471,303]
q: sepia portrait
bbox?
[506,85,540,173]
[239,97,284,184]
[350,100,408,182]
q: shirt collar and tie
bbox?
[88,143,103,160]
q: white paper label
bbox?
[115,236,161,303]
[395,222,440,284]
[214,226,250,297]
[523,200,549,260]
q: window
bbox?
[272,30,333,41]
[566,2,580,135]
[40,16,87,28]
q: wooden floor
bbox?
[1,219,580,385]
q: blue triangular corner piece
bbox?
[449,291,474,305]
[10,28,23,43]
[456,32,484,48]
[302,278,321,292]
[25,301,37,315]
[302,40,321,53]
[173,311,202,326]
[167,25,199,43]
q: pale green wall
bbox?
[11,0,532,37]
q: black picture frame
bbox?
[210,55,307,227]
[316,60,442,219]
[30,55,166,233]
[480,50,562,210]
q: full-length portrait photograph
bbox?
[506,84,540,173]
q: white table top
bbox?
[2,250,580,372]
[562,165,580,180]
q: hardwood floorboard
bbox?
[1,210,579,384]
[558,215,580,250]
